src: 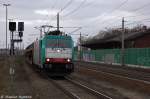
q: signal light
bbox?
[18,22,24,31]
[9,22,16,31]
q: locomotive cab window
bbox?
[46,38,72,48]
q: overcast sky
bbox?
[0,0,150,48]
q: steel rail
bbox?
[79,66,150,85]
[50,77,112,99]
[65,77,112,99]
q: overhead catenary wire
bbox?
[101,14,147,29]
[55,0,74,26]
[96,1,150,31]
[67,1,150,41]
[82,0,129,28]
[131,2,150,12]
[110,1,150,19]
[66,0,127,35]
[124,12,150,19]
[108,0,129,14]
[59,0,127,35]
[90,0,150,30]
[65,0,129,35]
[57,0,150,36]
[73,1,150,35]
[89,15,150,33]
[69,27,82,35]
[106,16,150,27]
[58,0,74,13]
[57,0,127,35]
[111,11,150,28]
[126,18,150,25]
[121,2,150,19]
[111,17,150,29]
[63,0,87,17]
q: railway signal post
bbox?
[9,22,24,55]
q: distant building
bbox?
[82,29,150,49]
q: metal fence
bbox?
[74,48,150,67]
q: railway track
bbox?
[50,77,112,99]
[76,63,150,93]
[79,67,150,85]
[27,62,111,99]
[75,62,150,83]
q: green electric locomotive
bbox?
[26,30,74,76]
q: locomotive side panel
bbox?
[33,40,41,66]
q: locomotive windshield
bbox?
[46,39,72,48]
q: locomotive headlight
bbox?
[57,49,60,52]
[67,59,71,62]
[46,58,50,62]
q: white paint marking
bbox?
[71,92,81,99]
[9,67,15,75]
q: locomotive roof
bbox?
[44,35,72,40]
[26,34,73,50]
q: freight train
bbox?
[25,30,74,76]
